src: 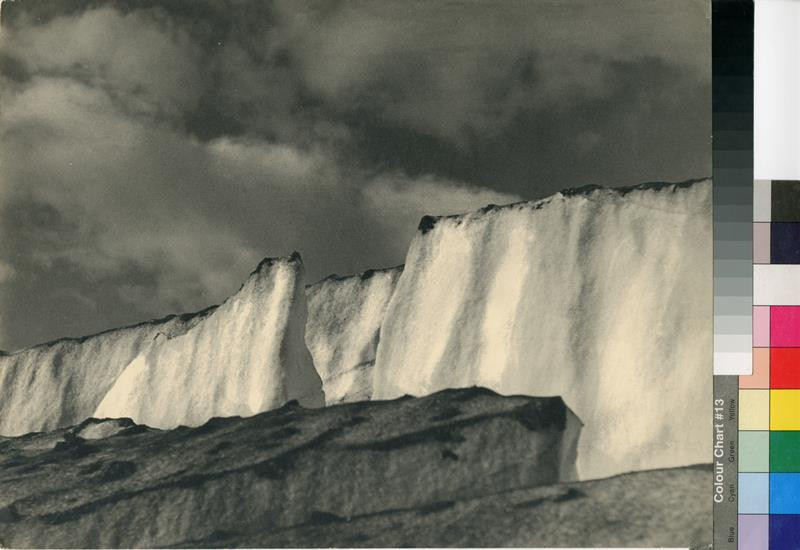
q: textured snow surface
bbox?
[0,310,212,437]
[305,267,402,404]
[93,254,324,429]
[0,388,585,548]
[373,179,712,480]
[248,466,710,548]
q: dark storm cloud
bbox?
[1,194,166,347]
[347,53,710,197]
[0,0,709,350]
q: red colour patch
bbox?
[771,348,800,388]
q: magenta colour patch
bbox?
[771,306,800,347]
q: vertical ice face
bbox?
[94,254,324,429]
[305,267,402,404]
[372,179,712,480]
[0,310,212,437]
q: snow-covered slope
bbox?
[0,309,213,437]
[305,267,402,404]
[373,179,712,480]
[94,253,324,429]
[0,388,585,548]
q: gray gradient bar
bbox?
[713,0,753,376]
[713,2,750,548]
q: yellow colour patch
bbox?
[771,389,800,430]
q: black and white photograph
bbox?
[0,1,712,547]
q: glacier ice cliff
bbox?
[93,253,324,429]
[0,179,712,485]
[372,179,712,480]
[0,309,213,437]
[305,267,402,404]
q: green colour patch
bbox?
[771,430,800,472]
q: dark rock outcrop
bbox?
[0,388,580,548]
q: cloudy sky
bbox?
[0,0,710,351]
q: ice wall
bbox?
[305,267,402,403]
[0,309,212,436]
[372,179,712,480]
[94,253,324,429]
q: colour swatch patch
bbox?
[753,182,800,307]
[737,180,800,549]
[739,305,800,548]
